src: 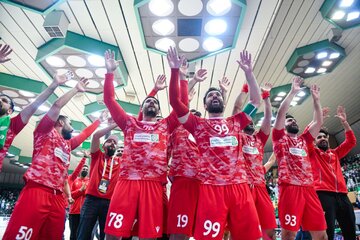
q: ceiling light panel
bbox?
[36,32,128,95]
[0,0,65,14]
[135,0,246,62]
[270,84,310,108]
[286,40,346,78]
[320,0,360,29]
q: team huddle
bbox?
[0,44,357,240]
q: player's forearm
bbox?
[170,68,189,117]
[245,70,261,107]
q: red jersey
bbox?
[24,115,99,191]
[272,128,314,186]
[168,125,200,180]
[241,130,269,185]
[0,114,26,170]
[104,73,180,182]
[182,112,250,185]
[309,130,356,193]
[70,176,89,214]
[86,150,121,199]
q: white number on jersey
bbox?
[213,124,229,134]
[203,220,220,237]
[176,214,189,228]
[16,226,33,240]
[108,212,124,229]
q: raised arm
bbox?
[264,153,276,172]
[138,74,167,120]
[237,50,261,108]
[274,77,302,130]
[188,69,207,92]
[168,47,189,123]
[219,76,230,105]
[90,123,118,153]
[334,106,357,158]
[260,83,272,135]
[307,84,323,138]
[103,50,129,130]
[232,84,248,115]
[68,156,86,184]
[304,107,330,132]
[20,72,69,124]
[0,44,12,63]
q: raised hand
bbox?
[155,74,167,91]
[335,105,347,123]
[105,50,121,73]
[188,87,196,102]
[261,82,273,92]
[53,71,72,86]
[322,107,330,120]
[82,150,90,158]
[179,57,189,76]
[290,77,303,94]
[76,77,89,92]
[99,110,109,123]
[193,69,207,83]
[0,44,12,63]
[310,84,320,101]
[219,76,230,93]
[237,50,253,73]
[167,46,184,69]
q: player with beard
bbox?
[169,46,262,240]
[77,121,121,240]
[272,77,327,240]
[68,152,90,240]
[0,70,72,171]
[307,106,356,240]
[103,50,187,240]
[3,77,101,240]
[233,82,277,239]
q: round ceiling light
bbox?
[18,90,36,97]
[45,56,65,67]
[65,80,78,88]
[66,55,86,67]
[75,68,94,78]
[155,38,176,52]
[302,52,315,59]
[152,19,175,36]
[101,80,118,87]
[203,37,223,52]
[204,19,227,35]
[293,68,304,74]
[207,0,232,16]
[297,60,310,67]
[179,38,200,52]
[149,0,174,17]
[87,80,100,89]
[2,90,19,97]
[95,68,107,78]
[13,98,29,105]
[88,55,105,67]
[178,0,203,16]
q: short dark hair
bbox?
[319,128,329,137]
[190,109,201,117]
[0,94,15,112]
[285,114,295,119]
[203,87,222,104]
[141,96,161,110]
[57,115,69,123]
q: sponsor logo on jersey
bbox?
[133,133,159,143]
[210,136,238,147]
[289,147,307,157]
[54,147,70,163]
[242,145,259,155]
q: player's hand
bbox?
[237,50,253,73]
[105,50,121,73]
[154,74,167,91]
[75,77,89,92]
[0,44,12,63]
[167,46,185,69]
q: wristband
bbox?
[261,91,270,99]
[242,84,248,93]
[242,103,257,118]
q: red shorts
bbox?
[249,184,277,229]
[3,181,66,240]
[167,177,200,236]
[162,185,169,234]
[104,180,163,238]
[278,184,327,231]
[194,183,262,240]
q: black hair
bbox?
[0,94,15,112]
[57,115,69,122]
[203,87,222,105]
[319,128,329,137]
[190,109,202,117]
[285,114,295,119]
[141,96,161,110]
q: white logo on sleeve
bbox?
[242,145,259,155]
[54,147,69,163]
[133,133,159,143]
[155,226,160,233]
[188,134,196,143]
[210,136,238,147]
[289,147,307,157]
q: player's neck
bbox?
[286,131,298,138]
[208,112,223,118]
[142,115,157,122]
